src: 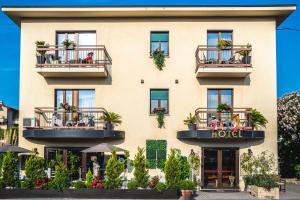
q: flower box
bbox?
[0,189,179,199]
[250,185,279,199]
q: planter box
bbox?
[250,185,279,199]
[0,189,179,199]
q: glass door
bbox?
[203,149,218,188]
[207,31,233,63]
[203,148,239,189]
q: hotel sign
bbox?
[212,130,242,138]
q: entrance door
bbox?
[202,148,239,189]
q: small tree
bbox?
[131,147,149,188]
[50,161,69,191]
[85,169,93,188]
[25,154,45,188]
[189,149,201,181]
[68,152,79,181]
[164,149,182,188]
[104,149,124,189]
[2,151,18,187]
[25,154,45,179]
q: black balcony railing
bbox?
[195,107,253,130]
[36,45,112,72]
[195,45,252,72]
[34,107,107,129]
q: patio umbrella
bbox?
[0,144,31,153]
[81,143,125,153]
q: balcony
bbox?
[23,107,124,140]
[177,108,264,141]
[195,45,253,78]
[35,45,112,78]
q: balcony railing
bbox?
[34,107,107,129]
[195,107,253,130]
[36,45,112,71]
[195,45,252,72]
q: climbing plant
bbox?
[152,49,165,71]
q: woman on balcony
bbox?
[81,52,94,64]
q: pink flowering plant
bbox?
[91,176,105,189]
[278,92,300,143]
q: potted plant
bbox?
[153,107,166,128]
[62,39,76,50]
[59,103,77,113]
[100,111,122,130]
[152,49,165,71]
[250,109,268,130]
[179,180,195,200]
[218,39,232,49]
[35,41,49,64]
[217,103,232,113]
[238,43,252,64]
[183,113,197,131]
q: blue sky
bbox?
[0,0,299,108]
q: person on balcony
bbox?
[81,52,94,64]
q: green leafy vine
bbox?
[152,50,165,71]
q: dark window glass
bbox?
[207,31,233,62]
[150,32,169,56]
[55,89,95,108]
[150,89,169,114]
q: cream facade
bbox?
[3,5,295,190]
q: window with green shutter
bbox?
[150,89,169,114]
[150,31,169,56]
[146,140,167,169]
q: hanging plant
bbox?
[153,107,166,128]
[152,49,165,71]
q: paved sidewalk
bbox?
[193,191,256,200]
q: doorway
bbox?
[202,148,239,189]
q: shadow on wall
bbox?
[45,66,113,85]
[197,76,251,86]
[177,138,264,149]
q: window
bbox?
[150,31,169,56]
[146,140,167,169]
[207,89,233,122]
[56,31,96,47]
[55,89,95,108]
[56,31,96,63]
[207,31,233,62]
[150,89,169,114]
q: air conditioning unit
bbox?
[23,118,36,128]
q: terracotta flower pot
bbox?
[181,190,192,200]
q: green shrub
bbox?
[24,154,45,188]
[85,169,93,188]
[2,151,18,187]
[131,147,149,188]
[251,174,279,191]
[68,152,80,181]
[104,149,124,189]
[0,178,4,189]
[154,182,167,192]
[20,179,33,189]
[179,180,196,190]
[50,161,69,191]
[243,175,254,186]
[72,180,86,189]
[294,164,300,179]
[180,157,191,180]
[164,149,182,188]
[127,179,138,189]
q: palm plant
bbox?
[183,113,197,130]
[251,109,268,130]
[101,112,122,130]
